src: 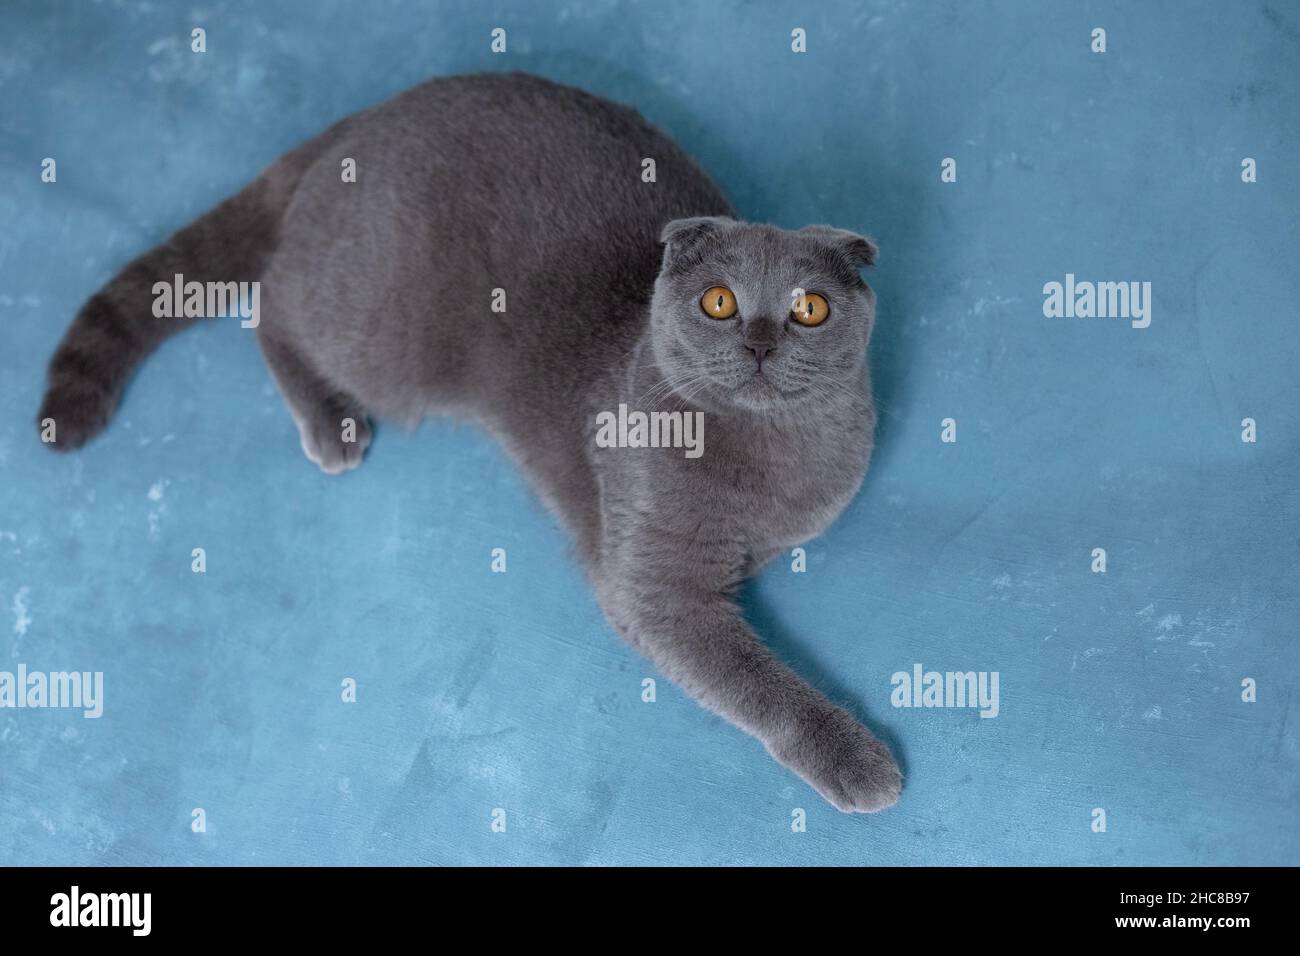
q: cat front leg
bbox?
[597,570,902,813]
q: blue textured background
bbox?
[1,0,1297,866]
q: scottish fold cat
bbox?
[38,72,901,812]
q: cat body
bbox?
[39,72,901,812]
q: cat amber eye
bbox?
[791,292,830,327]
[700,286,738,319]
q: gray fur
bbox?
[39,72,901,812]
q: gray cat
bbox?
[38,72,901,813]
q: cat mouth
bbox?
[736,373,804,402]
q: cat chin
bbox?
[726,375,806,411]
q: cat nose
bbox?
[744,315,780,370]
[747,344,774,369]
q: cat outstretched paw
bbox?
[770,706,902,813]
[296,411,372,475]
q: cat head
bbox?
[649,217,878,413]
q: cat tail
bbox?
[36,142,319,451]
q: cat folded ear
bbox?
[659,216,736,270]
[799,224,879,269]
